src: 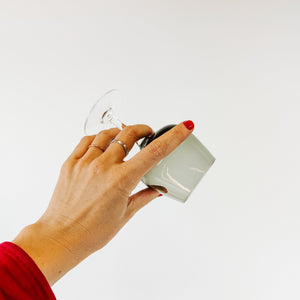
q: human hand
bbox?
[13,121,194,285]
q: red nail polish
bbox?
[158,194,163,197]
[183,120,194,130]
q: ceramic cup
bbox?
[139,124,215,203]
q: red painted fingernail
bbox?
[158,194,163,197]
[183,120,194,130]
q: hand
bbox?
[13,121,194,285]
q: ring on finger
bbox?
[110,139,129,156]
[88,144,105,152]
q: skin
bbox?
[13,121,194,286]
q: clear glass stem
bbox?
[102,108,125,130]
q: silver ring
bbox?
[110,139,129,157]
[88,144,105,152]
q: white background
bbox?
[0,1,299,299]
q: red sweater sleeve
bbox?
[0,242,56,300]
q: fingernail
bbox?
[183,120,194,130]
[158,194,163,197]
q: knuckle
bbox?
[98,128,120,139]
[60,159,74,175]
[112,127,121,134]
[112,164,137,192]
[89,159,108,175]
[147,140,167,159]
[144,124,154,134]
[169,135,182,148]
[173,127,186,143]
[99,130,111,139]
[81,135,94,143]
[123,125,139,138]
[76,157,89,169]
[81,136,88,142]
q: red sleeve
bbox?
[0,241,56,300]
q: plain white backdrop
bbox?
[0,1,299,299]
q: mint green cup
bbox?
[139,125,215,203]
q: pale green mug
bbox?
[139,124,215,203]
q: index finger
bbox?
[125,120,194,180]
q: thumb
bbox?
[126,187,162,218]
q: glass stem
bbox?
[111,116,126,131]
[102,109,125,130]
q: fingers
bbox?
[83,128,121,163]
[125,187,162,219]
[100,124,155,164]
[69,135,96,160]
[125,121,194,180]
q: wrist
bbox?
[13,220,84,286]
